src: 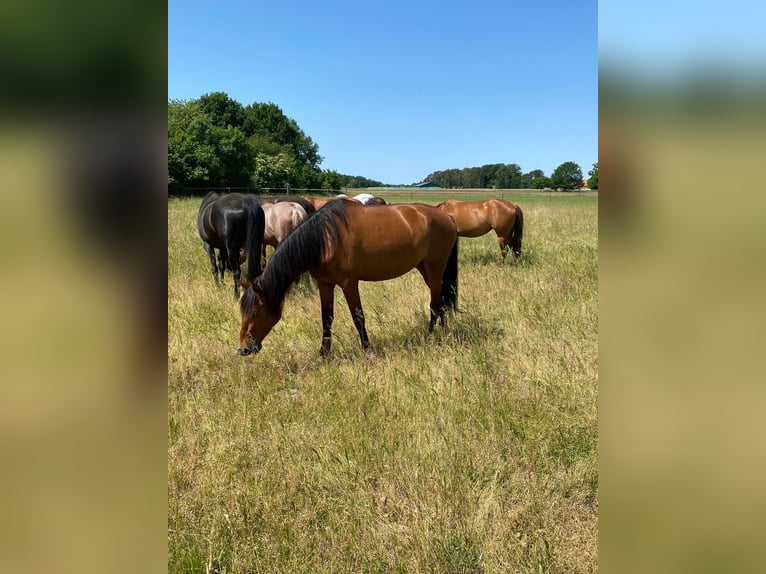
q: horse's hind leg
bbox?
[318,281,336,356]
[203,241,220,283]
[417,262,445,332]
[225,240,242,298]
[496,234,509,262]
[341,281,371,352]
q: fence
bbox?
[172,186,597,202]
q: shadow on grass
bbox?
[459,245,537,268]
[370,306,505,357]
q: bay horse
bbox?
[261,201,309,267]
[197,191,265,298]
[302,194,348,210]
[237,198,459,356]
[437,198,524,261]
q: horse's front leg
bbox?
[341,281,371,352]
[318,281,335,356]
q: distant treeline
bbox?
[426,161,598,190]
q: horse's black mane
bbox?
[240,198,349,314]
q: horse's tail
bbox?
[510,204,524,259]
[291,204,306,230]
[440,238,459,311]
[245,197,266,282]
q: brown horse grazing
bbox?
[260,201,309,267]
[437,198,524,261]
[237,198,459,356]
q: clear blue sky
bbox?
[600,0,766,77]
[169,0,597,185]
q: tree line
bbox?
[425,161,598,190]
[168,92,597,194]
[169,92,335,194]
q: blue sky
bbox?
[600,0,766,75]
[169,0,597,185]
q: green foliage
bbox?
[426,164,550,189]
[251,152,293,188]
[322,169,343,190]
[167,93,325,194]
[197,91,246,128]
[337,174,386,188]
[588,162,598,189]
[550,161,583,190]
[532,176,552,189]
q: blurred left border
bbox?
[0,0,167,572]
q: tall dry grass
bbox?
[169,194,598,573]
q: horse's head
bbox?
[237,281,281,356]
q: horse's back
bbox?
[325,202,456,281]
[265,201,308,244]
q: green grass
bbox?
[168,194,598,573]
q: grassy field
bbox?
[168,192,598,573]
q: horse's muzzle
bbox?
[236,342,261,356]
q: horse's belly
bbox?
[457,222,492,237]
[348,245,425,282]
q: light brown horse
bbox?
[260,201,309,267]
[437,198,524,261]
[237,198,459,356]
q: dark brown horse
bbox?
[237,198,459,356]
[197,191,265,298]
[437,198,524,261]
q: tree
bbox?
[197,92,246,128]
[167,94,327,194]
[322,170,342,190]
[243,102,323,170]
[550,161,583,190]
[532,176,552,189]
[251,152,293,188]
[588,162,598,189]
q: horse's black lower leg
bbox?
[428,304,446,332]
[232,268,241,298]
[225,241,242,298]
[217,245,230,284]
[342,282,370,352]
[351,307,371,351]
[429,305,438,333]
[318,282,335,356]
[203,242,219,283]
